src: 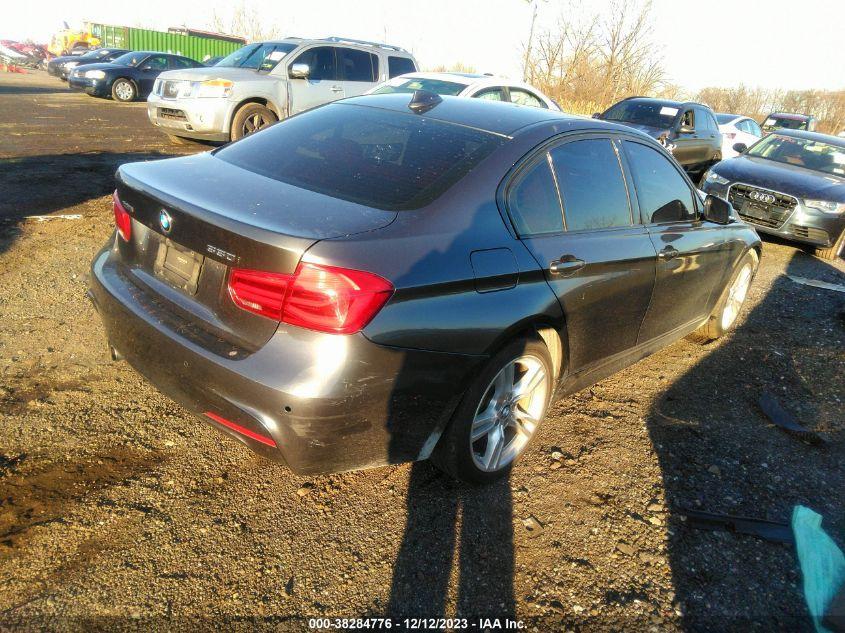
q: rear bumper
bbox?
[702,181,845,248]
[89,244,482,474]
[147,94,232,142]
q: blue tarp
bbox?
[792,506,845,633]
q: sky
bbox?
[4,0,843,93]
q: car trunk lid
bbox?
[113,154,396,350]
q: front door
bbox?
[138,55,169,95]
[670,108,707,167]
[287,46,343,115]
[620,139,733,342]
[507,136,657,372]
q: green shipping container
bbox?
[87,23,245,62]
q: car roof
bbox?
[390,71,536,89]
[343,93,640,138]
[769,129,845,148]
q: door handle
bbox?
[658,246,680,261]
[330,85,343,92]
[549,255,585,276]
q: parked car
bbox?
[762,112,817,134]
[367,72,560,110]
[715,113,762,159]
[67,51,204,101]
[702,130,845,259]
[50,47,129,80]
[596,97,723,177]
[146,36,418,144]
[89,92,760,483]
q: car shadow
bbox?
[384,200,518,622]
[0,84,71,96]
[645,249,845,629]
[0,151,182,257]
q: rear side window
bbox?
[474,87,505,101]
[510,88,546,109]
[550,139,631,231]
[388,56,417,78]
[338,48,378,82]
[215,103,504,211]
[170,57,195,69]
[508,159,563,235]
[623,141,696,223]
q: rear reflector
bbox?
[112,190,132,241]
[204,411,277,447]
[227,262,393,334]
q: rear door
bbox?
[287,46,342,114]
[695,107,721,160]
[621,139,733,342]
[506,134,657,372]
[336,47,379,98]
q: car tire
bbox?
[695,249,758,341]
[813,228,845,261]
[111,78,136,102]
[230,103,277,141]
[432,337,554,484]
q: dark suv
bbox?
[596,97,723,178]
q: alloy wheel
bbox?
[470,354,549,472]
[114,82,134,101]
[242,113,271,136]
[721,263,753,330]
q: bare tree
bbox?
[425,61,478,73]
[525,0,666,114]
[208,2,283,43]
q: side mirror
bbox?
[732,142,748,154]
[591,112,601,119]
[678,124,694,134]
[703,194,733,225]
[289,63,310,79]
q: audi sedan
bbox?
[702,130,845,260]
[89,93,760,483]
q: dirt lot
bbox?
[1,70,844,631]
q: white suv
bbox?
[147,37,418,143]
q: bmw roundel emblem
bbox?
[159,209,173,234]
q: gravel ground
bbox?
[1,70,844,632]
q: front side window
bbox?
[338,48,377,82]
[291,46,338,81]
[144,56,169,70]
[624,141,696,223]
[215,103,505,210]
[510,88,546,109]
[507,159,563,235]
[388,56,416,78]
[550,139,632,231]
[680,109,694,129]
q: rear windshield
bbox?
[715,113,738,124]
[602,101,679,128]
[372,77,467,96]
[215,103,505,210]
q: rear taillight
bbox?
[227,263,393,334]
[112,190,131,241]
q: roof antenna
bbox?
[408,90,442,114]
